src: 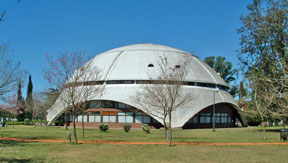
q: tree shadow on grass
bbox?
[0,157,44,163]
[250,129,281,133]
[0,158,32,163]
[0,140,34,147]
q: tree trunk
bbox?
[168,111,172,146]
[73,112,78,144]
[261,117,266,140]
[282,117,286,129]
[82,112,85,138]
[12,117,14,128]
[65,111,68,130]
[163,120,167,139]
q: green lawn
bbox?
[0,126,287,162]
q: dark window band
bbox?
[64,80,229,92]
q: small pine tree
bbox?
[17,80,23,106]
[26,75,34,118]
[16,80,26,121]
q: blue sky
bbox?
[0,0,251,94]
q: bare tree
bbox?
[248,75,276,140]
[0,44,27,98]
[133,55,193,146]
[33,91,59,123]
[262,56,288,127]
[44,51,103,144]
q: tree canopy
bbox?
[204,56,238,96]
[238,0,288,137]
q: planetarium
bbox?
[46,43,247,129]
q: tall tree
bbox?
[239,81,247,101]
[204,56,238,96]
[44,51,104,144]
[16,80,26,121]
[17,80,23,106]
[26,75,34,118]
[238,0,288,134]
[133,55,193,146]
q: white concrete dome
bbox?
[47,43,246,128]
[84,43,228,86]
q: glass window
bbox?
[135,116,143,123]
[135,112,143,116]
[143,116,150,123]
[221,113,227,123]
[221,117,227,123]
[200,113,211,123]
[206,117,211,123]
[88,101,101,108]
[118,103,129,109]
[228,117,232,123]
[213,113,219,123]
[77,115,82,122]
[118,112,133,123]
[89,115,95,122]
[192,116,198,124]
[89,112,100,122]
[107,81,118,84]
[216,117,221,123]
[118,112,125,116]
[102,101,115,108]
[118,116,126,123]
[147,64,154,67]
[83,115,88,122]
[109,115,116,122]
[102,112,117,123]
[103,115,109,122]
[95,115,101,122]
[126,115,133,123]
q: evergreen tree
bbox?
[16,79,23,106]
[16,80,25,121]
[239,81,247,101]
[26,74,34,119]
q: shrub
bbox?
[123,123,132,133]
[99,124,109,132]
[24,118,30,125]
[142,124,151,134]
[7,121,24,125]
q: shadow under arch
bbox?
[182,102,247,129]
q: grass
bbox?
[0,125,287,162]
[0,125,284,143]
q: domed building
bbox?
[47,43,247,129]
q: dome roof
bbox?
[85,43,228,86]
[106,43,186,53]
[47,44,246,127]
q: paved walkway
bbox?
[0,137,288,146]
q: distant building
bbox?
[47,44,247,128]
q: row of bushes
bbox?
[99,123,151,133]
[6,119,46,125]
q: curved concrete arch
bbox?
[181,102,247,128]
